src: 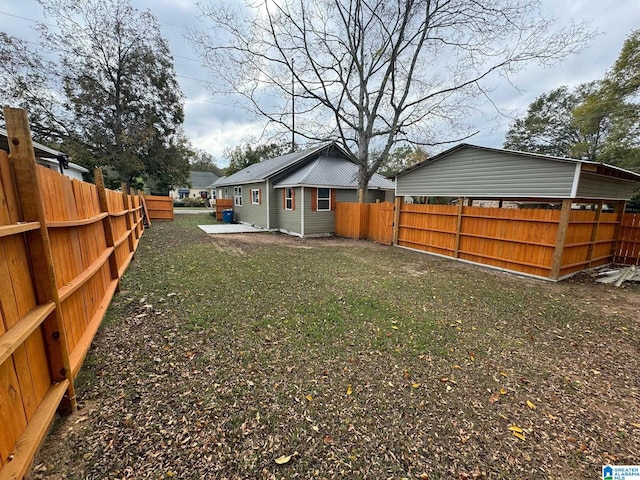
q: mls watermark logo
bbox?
[603,465,640,480]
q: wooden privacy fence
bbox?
[144,194,174,221]
[336,197,640,280]
[615,213,640,265]
[214,198,234,221]
[394,200,628,280]
[334,201,394,245]
[0,108,143,480]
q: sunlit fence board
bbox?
[0,107,145,480]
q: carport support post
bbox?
[392,196,402,245]
[586,200,603,268]
[550,199,572,280]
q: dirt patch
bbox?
[207,231,379,254]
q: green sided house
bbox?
[215,143,395,237]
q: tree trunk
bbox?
[357,131,370,203]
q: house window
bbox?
[224,187,228,198]
[251,189,261,205]
[234,186,242,206]
[285,187,294,210]
[178,189,190,199]
[317,188,331,211]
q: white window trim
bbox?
[285,187,293,210]
[251,188,260,205]
[234,186,242,207]
[317,188,331,211]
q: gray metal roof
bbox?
[187,170,219,189]
[274,156,395,190]
[396,143,640,182]
[0,128,88,173]
[215,143,345,187]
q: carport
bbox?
[393,144,640,280]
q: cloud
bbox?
[3,0,638,159]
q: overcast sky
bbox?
[1,0,639,167]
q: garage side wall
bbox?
[396,149,576,198]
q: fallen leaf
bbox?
[500,372,508,378]
[412,383,421,388]
[526,400,536,410]
[452,364,461,370]
[513,431,525,441]
[630,423,640,429]
[499,388,507,395]
[306,394,313,402]
[391,325,398,330]
[347,385,353,395]
[323,436,334,445]
[508,425,523,433]
[469,352,475,362]
[311,425,319,432]
[275,452,297,465]
[489,393,500,404]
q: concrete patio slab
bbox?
[198,224,265,234]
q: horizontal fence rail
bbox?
[0,108,144,480]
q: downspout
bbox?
[56,154,69,175]
[301,186,305,237]
[266,179,270,230]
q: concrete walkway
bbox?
[198,224,265,234]
[174,208,214,214]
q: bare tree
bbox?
[191,0,590,199]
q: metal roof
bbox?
[396,143,640,182]
[0,128,88,173]
[214,142,347,187]
[187,170,219,189]
[274,156,394,190]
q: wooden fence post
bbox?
[611,200,628,261]
[454,197,464,258]
[95,168,120,288]
[3,107,76,412]
[550,198,573,280]
[121,182,135,254]
[392,196,402,245]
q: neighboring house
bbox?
[215,142,395,237]
[169,170,220,202]
[0,128,89,181]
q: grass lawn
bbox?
[32,214,640,479]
